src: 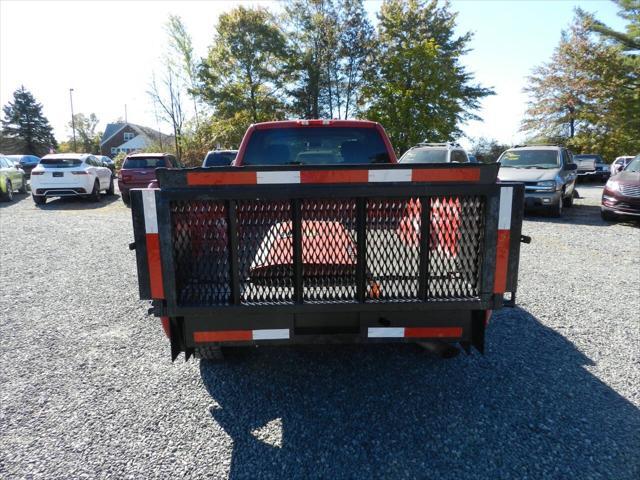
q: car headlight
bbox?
[536,180,557,191]
[605,180,619,192]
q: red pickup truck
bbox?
[129,119,525,361]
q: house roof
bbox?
[117,135,148,150]
[100,122,169,147]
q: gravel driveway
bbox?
[1,184,638,479]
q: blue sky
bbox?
[0,0,627,148]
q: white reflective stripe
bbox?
[257,171,301,184]
[367,327,405,338]
[252,329,290,340]
[368,169,412,183]
[141,189,158,234]
[498,186,513,230]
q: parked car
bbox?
[30,153,114,205]
[497,145,577,217]
[5,154,40,178]
[611,156,634,176]
[0,155,28,201]
[203,150,238,167]
[399,142,469,164]
[601,154,640,221]
[118,153,178,205]
[573,154,609,182]
[96,155,116,175]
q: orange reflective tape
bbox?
[146,233,164,299]
[494,229,510,293]
[193,330,253,343]
[411,168,481,182]
[187,171,257,186]
[404,327,463,338]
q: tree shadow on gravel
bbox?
[200,308,639,480]
[34,194,121,210]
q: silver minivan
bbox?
[497,146,578,217]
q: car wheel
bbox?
[601,209,616,222]
[122,191,130,206]
[18,176,28,194]
[106,177,115,196]
[1,181,13,202]
[33,195,46,205]
[90,180,101,202]
[549,195,562,217]
[562,191,573,208]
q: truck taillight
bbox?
[122,175,132,182]
[71,171,89,175]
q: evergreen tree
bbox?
[1,86,57,155]
[362,0,493,153]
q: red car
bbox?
[601,154,640,221]
[118,153,178,205]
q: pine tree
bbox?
[1,86,57,156]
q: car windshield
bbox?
[123,157,166,169]
[41,158,82,168]
[499,150,559,169]
[204,151,236,167]
[624,156,640,172]
[574,155,603,163]
[400,148,448,164]
[242,127,390,165]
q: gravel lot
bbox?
[1,183,638,479]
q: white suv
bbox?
[399,142,470,164]
[30,153,114,205]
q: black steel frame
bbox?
[129,164,525,358]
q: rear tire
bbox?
[33,195,46,205]
[562,192,573,208]
[90,180,101,202]
[121,191,130,206]
[601,209,616,222]
[1,181,13,202]
[106,177,115,196]
[18,176,27,194]
[196,346,225,361]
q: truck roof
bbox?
[252,119,382,130]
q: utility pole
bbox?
[69,88,77,151]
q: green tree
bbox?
[68,113,101,153]
[362,0,493,154]
[469,137,510,163]
[522,13,639,160]
[581,0,640,51]
[197,7,287,123]
[166,15,201,127]
[1,86,57,155]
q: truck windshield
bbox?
[41,158,82,168]
[400,148,448,164]
[242,127,391,165]
[499,150,559,169]
[123,158,165,169]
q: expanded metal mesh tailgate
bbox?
[170,196,485,307]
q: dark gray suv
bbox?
[497,146,578,217]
